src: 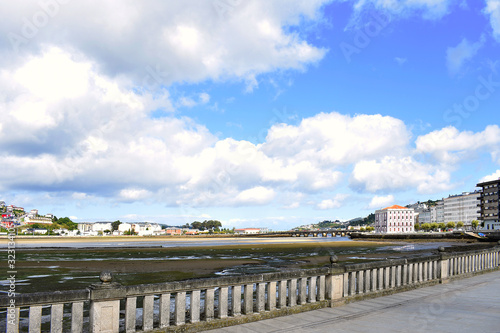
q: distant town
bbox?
[1,178,499,236]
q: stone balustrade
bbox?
[1,245,499,332]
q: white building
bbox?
[234,228,261,235]
[443,192,480,229]
[118,222,162,236]
[374,205,415,233]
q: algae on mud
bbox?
[4,239,470,293]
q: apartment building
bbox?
[374,205,415,233]
[477,178,500,230]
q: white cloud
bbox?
[119,189,152,202]
[485,0,500,41]
[317,194,348,210]
[368,194,394,209]
[446,36,485,75]
[0,0,328,87]
[235,186,276,205]
[263,112,410,166]
[350,156,453,194]
[415,125,500,163]
[199,93,210,104]
[480,170,500,182]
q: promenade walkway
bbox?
[206,270,500,333]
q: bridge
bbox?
[255,230,354,237]
[2,244,498,332]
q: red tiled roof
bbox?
[382,205,409,210]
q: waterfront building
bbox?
[443,191,480,229]
[477,178,500,230]
[374,205,415,233]
[234,228,261,234]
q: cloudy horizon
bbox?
[1,0,499,229]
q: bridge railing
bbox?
[2,245,499,332]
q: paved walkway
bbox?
[206,270,500,333]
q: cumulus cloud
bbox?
[485,0,500,41]
[0,0,328,88]
[368,194,394,209]
[480,170,500,182]
[263,112,410,166]
[317,194,348,210]
[415,125,500,163]
[446,36,485,75]
[350,156,453,194]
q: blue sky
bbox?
[1,0,499,230]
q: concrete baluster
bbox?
[143,295,154,331]
[29,305,42,333]
[175,292,186,326]
[356,270,364,294]
[205,288,215,321]
[159,293,170,328]
[190,290,200,323]
[125,297,136,333]
[298,278,307,305]
[71,301,84,333]
[396,265,402,287]
[402,264,408,285]
[318,275,326,301]
[243,284,253,314]
[278,280,287,309]
[256,283,266,312]
[378,268,384,291]
[267,281,277,311]
[308,276,317,303]
[6,307,19,333]
[231,285,241,316]
[288,279,297,307]
[218,287,228,319]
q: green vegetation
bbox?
[189,220,222,231]
[111,220,121,231]
[446,221,456,229]
[471,220,479,230]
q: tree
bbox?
[438,222,446,231]
[414,224,421,231]
[430,222,438,231]
[456,221,464,229]
[446,221,455,230]
[191,221,204,230]
[471,220,479,230]
[111,220,121,231]
[421,223,431,231]
[57,217,78,230]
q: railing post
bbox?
[6,307,19,333]
[438,247,450,284]
[159,293,171,328]
[190,290,200,323]
[88,271,125,333]
[327,257,345,306]
[217,287,228,319]
[205,288,215,321]
[278,280,287,309]
[267,281,277,310]
[232,285,241,316]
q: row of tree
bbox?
[415,220,479,231]
[186,220,223,231]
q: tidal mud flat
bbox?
[0,236,482,293]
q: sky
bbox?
[1,0,500,230]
